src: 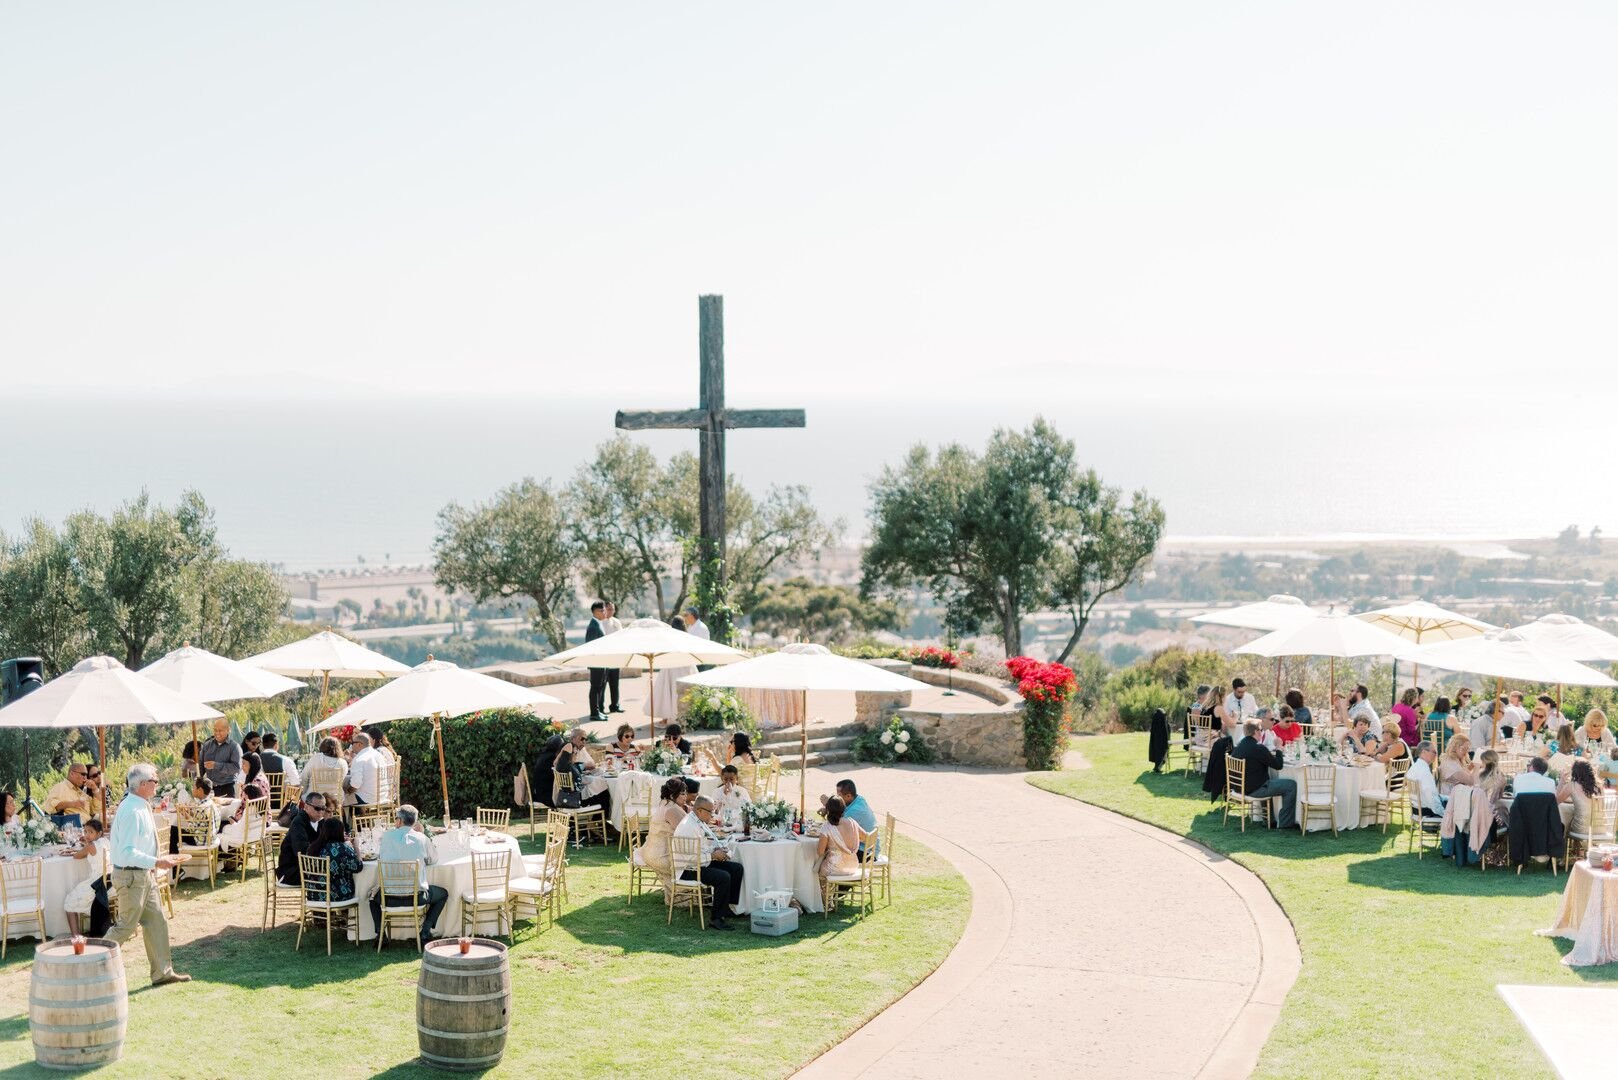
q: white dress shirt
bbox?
[713,783,752,819]
[689,618,711,641]
[1224,692,1258,723]
[673,811,722,867]
[1406,758,1443,815]
[349,747,385,805]
[1511,771,1558,796]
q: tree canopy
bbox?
[748,577,900,644]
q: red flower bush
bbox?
[903,645,963,670]
[1005,656,1078,769]
[1005,657,1078,704]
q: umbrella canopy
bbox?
[1510,614,1618,663]
[242,630,410,680]
[679,643,931,693]
[544,618,748,670]
[1410,630,1618,687]
[0,656,223,730]
[310,659,563,732]
[141,645,305,704]
[1354,601,1494,644]
[1191,595,1317,632]
[1235,613,1417,660]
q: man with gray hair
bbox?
[370,804,447,945]
[672,794,744,930]
[346,731,385,808]
[108,764,190,985]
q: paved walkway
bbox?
[794,761,1299,1080]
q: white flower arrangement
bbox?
[1304,735,1336,761]
[743,795,794,832]
[880,731,893,745]
[895,741,909,754]
[2,817,63,852]
[638,741,686,777]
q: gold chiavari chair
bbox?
[264,858,302,932]
[517,763,540,840]
[236,795,272,883]
[476,807,511,833]
[0,858,45,958]
[508,831,565,937]
[1408,786,1442,859]
[666,836,713,928]
[352,806,391,835]
[871,812,897,904]
[177,804,222,888]
[295,853,359,955]
[1184,717,1215,778]
[461,849,513,943]
[767,756,783,800]
[376,860,426,952]
[1222,758,1272,831]
[623,813,663,907]
[1566,791,1618,866]
[551,772,608,847]
[264,772,286,812]
[1359,758,1409,833]
[155,863,175,919]
[305,767,344,810]
[823,828,878,918]
[1299,764,1338,837]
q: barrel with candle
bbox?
[416,937,511,1070]
[30,937,128,1069]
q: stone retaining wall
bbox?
[854,659,1029,770]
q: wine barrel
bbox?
[416,938,510,1071]
[30,938,128,1070]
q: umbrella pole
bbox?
[433,712,451,823]
[1492,676,1502,750]
[1274,658,1281,702]
[1390,661,1398,710]
[1329,657,1336,715]
[647,654,658,743]
[319,671,330,721]
[98,728,108,823]
[800,689,809,817]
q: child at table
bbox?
[64,819,113,938]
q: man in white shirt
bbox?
[682,607,711,641]
[346,732,385,807]
[1256,708,1281,752]
[713,765,752,820]
[603,601,625,714]
[1347,685,1379,727]
[1406,744,1445,821]
[1511,757,1559,796]
[1501,692,1530,737]
[1224,679,1259,727]
[369,805,448,945]
[672,796,744,930]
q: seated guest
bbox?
[42,762,101,828]
[533,734,565,809]
[276,792,328,885]
[1524,701,1552,741]
[1469,700,1506,751]
[1549,722,1578,756]
[607,724,641,764]
[1574,709,1617,755]
[304,818,364,902]
[1392,688,1423,748]
[1511,756,1558,796]
[1406,744,1444,820]
[727,731,757,766]
[1476,750,1510,828]
[637,778,689,870]
[0,791,16,827]
[306,737,350,796]
[1427,696,1454,736]
[662,724,692,757]
[258,731,300,788]
[1284,688,1312,729]
[1373,720,1411,767]
[671,796,744,930]
[816,796,863,878]
[1559,760,1602,837]
[713,766,752,818]
[63,818,113,938]
[345,732,386,808]
[1223,679,1259,727]
[1347,685,1379,727]
[180,740,200,780]
[1201,723,1234,803]
[561,728,596,772]
[1270,706,1304,747]
[1341,717,1376,756]
[1255,707,1279,751]
[369,804,448,946]
[1537,695,1566,733]
[822,779,878,853]
[236,752,269,814]
[1437,735,1475,796]
[1228,721,1297,829]
[555,730,612,827]
[1501,691,1530,738]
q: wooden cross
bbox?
[615,294,806,604]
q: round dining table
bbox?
[1539,859,1618,966]
[1277,760,1387,832]
[349,830,525,941]
[600,770,721,832]
[1,850,100,939]
[728,833,824,914]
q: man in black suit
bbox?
[584,600,609,721]
[276,792,328,885]
[1227,721,1297,829]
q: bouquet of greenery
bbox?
[851,715,935,766]
[681,686,758,736]
[2,817,63,852]
[638,741,686,777]
[1305,735,1336,761]
[744,795,794,832]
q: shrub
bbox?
[680,686,759,739]
[832,641,905,660]
[1006,657,1078,770]
[851,715,935,765]
[1103,670,1186,732]
[387,707,560,820]
[901,645,962,669]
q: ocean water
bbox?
[2,394,1609,570]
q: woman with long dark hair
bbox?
[1560,759,1603,839]
[728,731,756,766]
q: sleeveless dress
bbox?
[817,818,862,878]
[636,803,685,868]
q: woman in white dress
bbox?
[644,617,696,720]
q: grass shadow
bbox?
[559,893,864,957]
[1345,853,1569,897]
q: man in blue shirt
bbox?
[821,779,880,855]
[369,805,448,945]
[107,763,190,986]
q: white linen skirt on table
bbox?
[1277,762,1387,832]
[730,835,824,914]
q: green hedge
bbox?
[387,708,560,820]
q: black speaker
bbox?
[2,657,45,705]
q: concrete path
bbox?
[794,761,1299,1080]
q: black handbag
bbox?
[557,785,582,809]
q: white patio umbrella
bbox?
[544,618,747,738]
[1235,613,1417,710]
[1192,595,1318,696]
[242,629,409,721]
[0,656,223,821]
[1511,614,1618,663]
[142,644,306,767]
[1355,600,1494,697]
[1410,629,1618,748]
[680,643,932,813]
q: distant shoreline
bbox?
[1162,534,1544,558]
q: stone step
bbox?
[760,734,857,757]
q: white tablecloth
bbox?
[602,772,721,832]
[350,832,525,941]
[1278,761,1387,832]
[8,853,101,939]
[730,834,824,914]
[1539,861,1618,966]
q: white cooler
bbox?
[751,907,799,936]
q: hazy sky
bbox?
[4,3,1616,410]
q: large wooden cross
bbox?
[615,295,806,612]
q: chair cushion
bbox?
[507,875,553,897]
[1359,790,1391,800]
[1302,794,1334,806]
[462,890,508,904]
[303,897,358,909]
[825,871,867,883]
[1,898,43,916]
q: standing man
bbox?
[1223,678,1259,726]
[584,600,610,722]
[258,731,300,787]
[198,718,242,798]
[683,606,712,672]
[108,764,190,986]
[603,600,625,714]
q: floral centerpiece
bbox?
[852,715,935,765]
[1304,735,1337,761]
[2,817,63,853]
[744,795,794,833]
[1006,656,1079,770]
[156,780,189,807]
[903,645,962,670]
[681,686,756,736]
[638,741,686,777]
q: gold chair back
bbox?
[353,807,390,834]
[296,853,332,900]
[470,849,512,900]
[306,766,344,805]
[476,807,512,832]
[264,772,285,810]
[379,859,422,899]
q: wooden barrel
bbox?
[30,938,128,1071]
[416,938,510,1071]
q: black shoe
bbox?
[710,917,733,931]
[591,713,608,722]
[608,706,625,713]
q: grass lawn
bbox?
[0,828,967,1079]
[1031,733,1618,1080]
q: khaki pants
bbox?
[107,868,172,978]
